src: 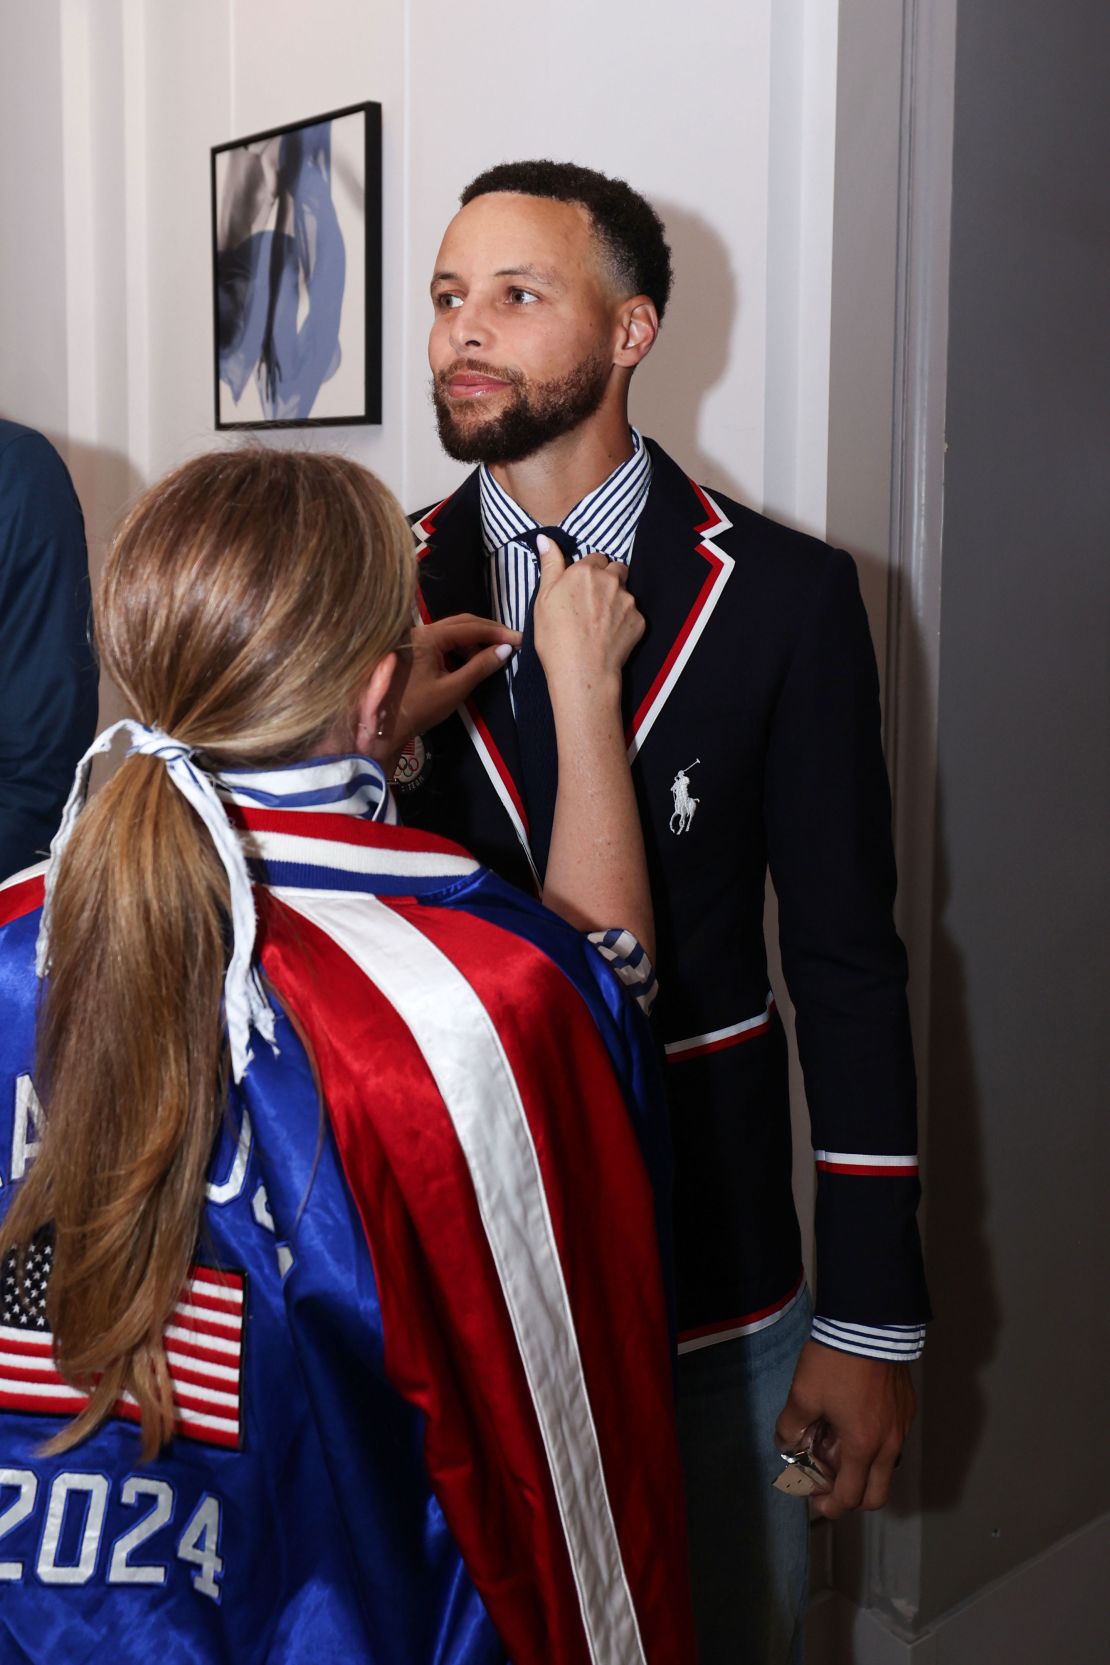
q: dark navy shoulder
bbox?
[409,469,481,536]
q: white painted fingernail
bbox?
[536,533,551,554]
[494,642,514,661]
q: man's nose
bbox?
[448,296,492,354]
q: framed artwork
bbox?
[211,101,381,429]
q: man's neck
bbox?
[488,407,635,525]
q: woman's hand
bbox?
[532,537,645,713]
[395,615,521,739]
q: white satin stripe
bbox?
[664,992,773,1057]
[627,486,735,763]
[0,860,47,895]
[239,827,479,883]
[458,705,540,887]
[277,888,645,1665]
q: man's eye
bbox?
[436,293,463,309]
[507,289,539,305]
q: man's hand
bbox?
[774,1341,916,1519]
[532,536,644,710]
[396,614,521,739]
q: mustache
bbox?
[435,358,526,391]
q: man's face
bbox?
[428,193,621,465]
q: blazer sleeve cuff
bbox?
[811,1314,925,1362]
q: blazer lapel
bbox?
[414,475,536,883]
[622,441,737,763]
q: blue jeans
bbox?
[677,1288,812,1664]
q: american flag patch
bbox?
[0,1238,245,1450]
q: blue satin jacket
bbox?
[0,803,687,1663]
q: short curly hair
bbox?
[459,159,674,321]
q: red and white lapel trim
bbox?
[626,482,735,764]
[458,703,540,887]
[413,498,450,626]
[414,498,539,884]
[413,498,449,567]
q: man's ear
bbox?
[613,297,659,369]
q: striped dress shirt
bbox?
[479,427,653,673]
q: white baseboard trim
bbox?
[806,1508,1110,1665]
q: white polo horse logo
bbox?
[669,759,700,835]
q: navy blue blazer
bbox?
[0,422,98,881]
[401,439,929,1344]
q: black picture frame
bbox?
[211,101,382,430]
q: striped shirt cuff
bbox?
[812,1315,926,1363]
[587,928,658,1014]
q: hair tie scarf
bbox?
[36,719,278,1083]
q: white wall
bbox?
[1,0,850,760]
[1,0,844,554]
[403,0,782,513]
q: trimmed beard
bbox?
[432,350,611,465]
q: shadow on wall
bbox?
[896,532,999,1532]
[918,804,1000,1515]
[823,556,1000,1628]
[44,434,146,787]
[631,199,749,505]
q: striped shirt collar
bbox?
[216,753,399,825]
[478,426,652,565]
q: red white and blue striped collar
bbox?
[218,755,481,899]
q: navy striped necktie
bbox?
[511,526,578,882]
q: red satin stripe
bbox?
[0,873,44,929]
[256,893,593,1665]
[399,900,696,1662]
[232,806,472,858]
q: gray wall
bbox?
[921,0,1110,1624]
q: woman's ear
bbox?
[352,651,400,759]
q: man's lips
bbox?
[446,373,511,399]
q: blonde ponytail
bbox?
[1,448,414,1456]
